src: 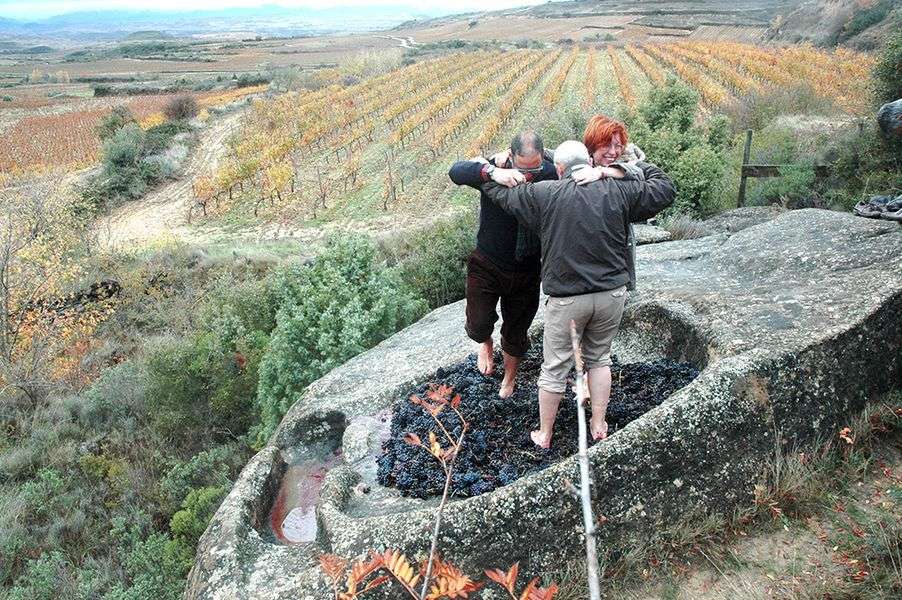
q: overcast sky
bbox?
[0,1,546,20]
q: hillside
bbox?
[767,0,901,49]
[396,1,800,44]
[171,41,873,250]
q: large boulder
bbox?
[877,98,902,137]
[185,209,901,599]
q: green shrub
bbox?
[104,124,145,169]
[96,106,136,141]
[389,210,476,309]
[742,117,900,211]
[143,121,191,155]
[873,29,902,105]
[199,273,279,352]
[92,84,113,97]
[668,144,729,215]
[81,120,193,212]
[104,514,189,600]
[0,525,30,585]
[158,445,239,514]
[254,235,427,444]
[0,440,45,480]
[706,114,731,151]
[6,551,70,600]
[78,361,147,431]
[162,95,198,121]
[235,73,269,87]
[747,164,819,208]
[168,485,227,546]
[627,79,732,217]
[821,121,901,210]
[144,331,261,448]
[639,77,699,131]
[19,468,65,521]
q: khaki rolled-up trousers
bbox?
[537,285,628,394]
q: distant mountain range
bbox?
[0,4,456,40]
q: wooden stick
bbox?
[570,319,602,600]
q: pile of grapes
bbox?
[376,344,699,499]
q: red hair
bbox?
[582,115,628,157]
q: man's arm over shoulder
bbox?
[448,159,493,189]
[481,180,552,230]
[626,161,675,222]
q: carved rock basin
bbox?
[185,210,902,599]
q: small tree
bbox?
[0,178,92,405]
[96,106,136,141]
[163,94,199,121]
[253,236,427,444]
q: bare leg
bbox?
[587,365,612,440]
[477,339,495,376]
[498,351,521,398]
[530,388,563,449]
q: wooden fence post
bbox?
[737,129,753,207]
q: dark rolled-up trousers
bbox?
[464,250,541,358]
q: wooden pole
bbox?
[737,129,753,207]
[570,320,602,600]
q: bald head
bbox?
[553,140,590,176]
[510,130,544,169]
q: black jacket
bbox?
[482,162,675,297]
[448,156,557,272]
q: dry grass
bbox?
[661,214,712,240]
[549,397,901,599]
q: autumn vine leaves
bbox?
[319,551,558,600]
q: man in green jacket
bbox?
[481,140,675,448]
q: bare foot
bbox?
[477,340,495,376]
[530,430,551,449]
[591,420,608,441]
[498,351,520,398]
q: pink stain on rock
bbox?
[269,450,342,544]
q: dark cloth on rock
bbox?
[854,194,902,223]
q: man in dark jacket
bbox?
[448,131,557,398]
[481,140,675,448]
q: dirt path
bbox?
[375,35,416,48]
[97,110,244,249]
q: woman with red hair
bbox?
[576,115,647,290]
[582,114,645,174]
